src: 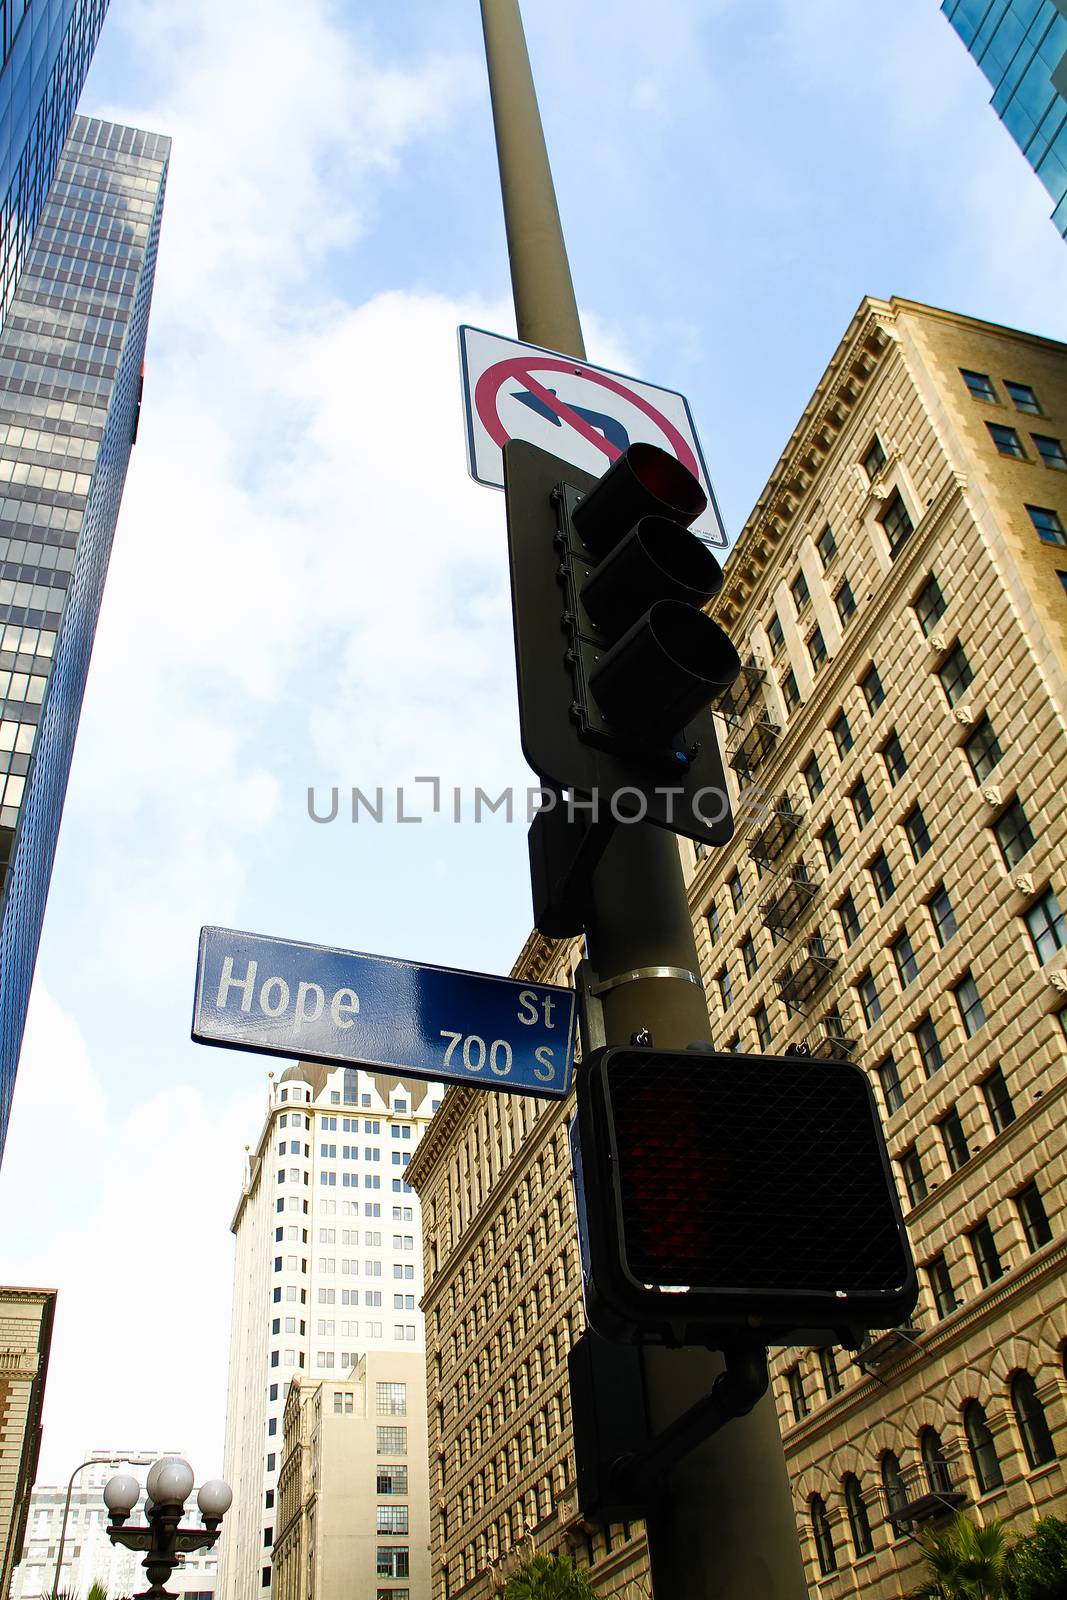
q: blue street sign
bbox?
[192,926,577,1099]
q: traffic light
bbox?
[503,439,741,846]
[571,1047,917,1348]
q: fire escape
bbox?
[720,655,780,780]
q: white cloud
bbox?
[0,986,264,1476]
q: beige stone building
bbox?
[217,1066,440,1600]
[408,296,1067,1600]
[0,1288,55,1600]
[272,1351,430,1600]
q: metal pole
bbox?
[478,4,810,1595]
[54,1457,115,1595]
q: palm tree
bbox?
[910,1513,1015,1600]
[502,1552,598,1600]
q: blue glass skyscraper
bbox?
[942,0,1067,237]
[0,0,111,331]
[0,115,169,1160]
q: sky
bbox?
[0,0,1065,1486]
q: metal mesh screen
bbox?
[606,1051,909,1295]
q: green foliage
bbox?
[87,1583,109,1600]
[502,1552,599,1600]
[1006,1516,1067,1600]
[910,1513,1015,1599]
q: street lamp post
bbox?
[53,1457,122,1596]
[103,1458,232,1600]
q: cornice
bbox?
[718,303,899,614]
[406,1084,477,1192]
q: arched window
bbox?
[843,1474,874,1557]
[810,1494,837,1576]
[963,1401,1003,1493]
[920,1426,954,1495]
[881,1450,908,1534]
[1012,1371,1056,1468]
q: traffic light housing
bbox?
[503,439,740,846]
[572,1046,917,1348]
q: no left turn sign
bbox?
[458,324,729,552]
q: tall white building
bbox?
[9,1450,218,1600]
[217,1064,440,1600]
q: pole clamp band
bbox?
[588,965,703,997]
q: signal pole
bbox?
[478,3,811,1595]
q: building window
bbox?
[859,972,882,1029]
[729,872,744,913]
[900,1144,927,1207]
[926,885,957,947]
[876,1055,903,1115]
[1005,379,1040,413]
[960,368,996,401]
[803,754,825,799]
[921,1428,955,1496]
[707,902,721,945]
[938,641,974,706]
[819,1347,842,1398]
[993,797,1036,870]
[1012,1372,1056,1468]
[377,1427,407,1454]
[891,930,919,989]
[1014,1181,1053,1252]
[1024,887,1065,964]
[964,1401,1003,1494]
[981,1066,1015,1134]
[376,1549,411,1579]
[838,892,862,948]
[376,1382,407,1416]
[843,1475,874,1557]
[754,1003,773,1050]
[880,491,914,558]
[965,717,1002,782]
[831,711,854,757]
[861,665,885,712]
[816,524,837,567]
[820,820,842,871]
[881,731,908,786]
[904,805,932,861]
[987,421,1026,458]
[863,435,887,478]
[782,667,800,712]
[914,573,947,636]
[1026,504,1066,545]
[741,933,759,980]
[939,1108,969,1173]
[767,612,785,653]
[968,1219,1003,1287]
[717,967,733,1011]
[786,1364,808,1422]
[792,570,811,612]
[1058,570,1067,596]
[835,581,857,627]
[811,1496,837,1576]
[1032,433,1067,470]
[377,1464,408,1496]
[914,1014,945,1079]
[851,779,874,830]
[881,1452,908,1530]
[869,850,896,905]
[953,972,986,1037]
[807,625,828,672]
[927,1253,957,1318]
[377,1506,409,1535]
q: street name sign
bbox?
[192,926,577,1099]
[458,323,730,552]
